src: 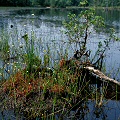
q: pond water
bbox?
[0,7,120,120]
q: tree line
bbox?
[0,0,119,7]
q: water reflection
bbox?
[0,8,120,77]
[0,8,120,78]
[0,7,120,120]
[88,100,120,120]
[1,100,120,120]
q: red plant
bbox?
[59,58,66,68]
[50,84,64,94]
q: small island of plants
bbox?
[0,8,120,119]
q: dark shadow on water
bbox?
[0,100,120,120]
[0,109,25,120]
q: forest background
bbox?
[0,0,120,8]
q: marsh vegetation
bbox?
[0,7,120,120]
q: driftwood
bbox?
[84,66,120,86]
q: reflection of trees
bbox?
[59,100,108,120]
[95,9,120,33]
[96,9,120,24]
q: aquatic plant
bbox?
[0,8,120,120]
[22,32,42,75]
[0,30,10,60]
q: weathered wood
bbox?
[84,66,120,86]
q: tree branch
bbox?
[84,66,120,86]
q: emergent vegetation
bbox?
[0,7,120,119]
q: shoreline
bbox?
[0,6,120,10]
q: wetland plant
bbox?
[0,7,119,119]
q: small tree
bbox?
[63,8,119,67]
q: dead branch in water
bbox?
[84,66,120,86]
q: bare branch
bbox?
[84,66,120,86]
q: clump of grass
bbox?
[0,55,94,119]
[0,30,10,60]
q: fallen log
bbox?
[84,66,120,86]
[60,50,120,87]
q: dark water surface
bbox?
[0,7,120,120]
